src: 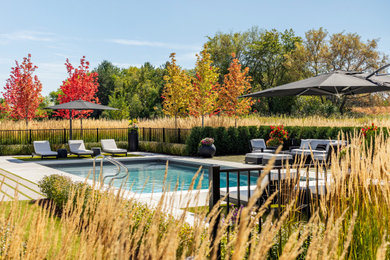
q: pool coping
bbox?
[0,153,256,224]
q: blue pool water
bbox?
[48,161,258,193]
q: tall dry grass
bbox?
[1,133,390,259]
[0,118,129,130]
[2,115,390,130]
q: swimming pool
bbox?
[43,159,258,193]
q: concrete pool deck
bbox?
[0,152,330,225]
[0,152,259,224]
[0,152,254,204]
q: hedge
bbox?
[0,141,128,156]
[139,141,187,156]
[185,125,373,156]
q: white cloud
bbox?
[109,38,200,51]
[175,52,198,68]
[113,62,142,68]
[0,31,55,43]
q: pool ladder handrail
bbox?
[92,155,129,185]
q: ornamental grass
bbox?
[2,115,390,130]
[1,133,390,259]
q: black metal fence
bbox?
[209,163,328,259]
[138,127,191,144]
[0,127,191,145]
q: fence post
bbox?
[149,127,152,142]
[29,129,32,144]
[63,129,66,144]
[162,128,165,143]
[96,128,99,142]
[178,128,181,143]
[209,165,221,259]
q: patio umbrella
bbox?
[240,64,390,98]
[45,100,118,139]
[354,64,390,87]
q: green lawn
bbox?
[14,153,141,162]
[0,199,67,253]
[212,155,246,163]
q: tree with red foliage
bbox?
[55,56,99,119]
[217,53,253,127]
[2,54,45,127]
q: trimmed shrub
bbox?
[38,174,92,211]
[38,174,72,209]
[202,126,215,139]
[226,127,239,154]
[185,125,369,156]
[140,141,187,156]
[185,127,203,155]
[247,126,258,140]
[214,127,229,156]
[237,127,250,154]
[258,126,271,140]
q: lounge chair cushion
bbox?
[290,149,326,156]
[250,139,267,151]
[101,139,127,154]
[33,141,58,156]
[68,140,93,155]
[300,139,310,149]
[104,148,127,153]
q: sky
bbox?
[0,0,389,95]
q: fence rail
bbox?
[209,163,328,259]
[138,127,191,144]
[0,127,191,145]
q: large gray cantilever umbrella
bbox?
[45,99,118,139]
[241,64,390,98]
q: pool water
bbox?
[49,161,258,193]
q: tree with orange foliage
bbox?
[189,45,219,127]
[2,54,45,127]
[55,56,99,120]
[217,53,253,127]
[162,53,192,128]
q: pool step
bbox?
[0,169,44,201]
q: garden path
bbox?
[0,168,44,201]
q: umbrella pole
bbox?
[70,109,73,140]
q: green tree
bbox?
[49,89,63,105]
[104,63,166,119]
[93,61,121,105]
[245,28,302,114]
[286,28,389,114]
[207,27,302,115]
[207,31,251,78]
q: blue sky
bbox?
[0,0,389,95]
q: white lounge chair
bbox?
[101,139,127,156]
[32,141,58,159]
[68,140,93,157]
[250,139,276,153]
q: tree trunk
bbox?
[235,118,238,128]
[174,114,178,129]
[339,96,348,115]
[80,118,83,138]
[25,108,28,129]
[201,115,204,128]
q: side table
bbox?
[57,149,68,159]
[91,147,101,157]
